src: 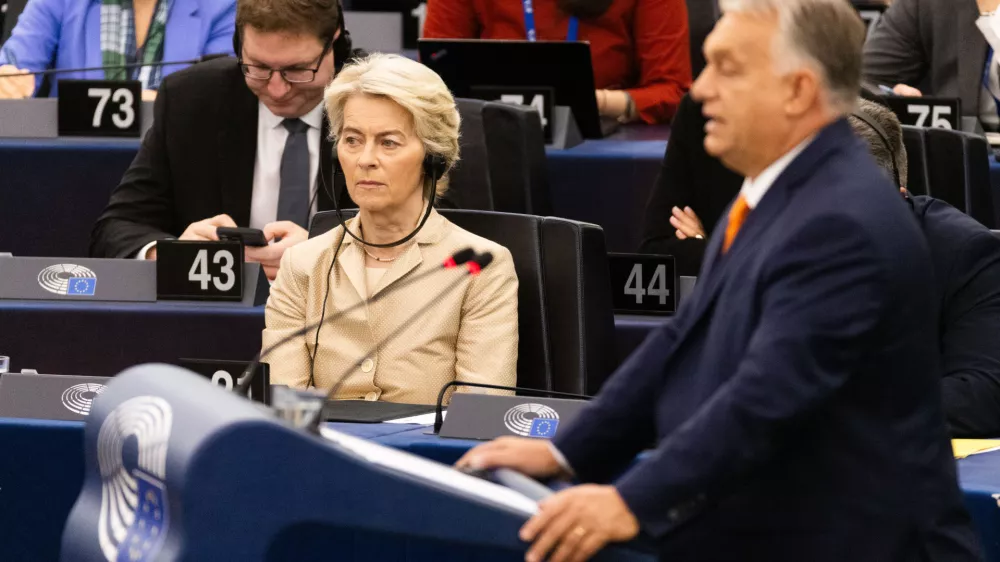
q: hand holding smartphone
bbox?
[216,227,269,247]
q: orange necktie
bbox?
[722,195,751,254]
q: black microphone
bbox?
[235,247,478,395]
[300,252,496,433]
[0,54,231,78]
[431,382,591,434]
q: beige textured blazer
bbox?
[262,209,519,405]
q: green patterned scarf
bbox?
[100,0,169,89]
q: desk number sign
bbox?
[471,85,555,143]
[608,253,677,315]
[156,240,244,301]
[57,79,142,137]
[882,96,962,130]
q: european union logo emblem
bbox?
[116,472,168,562]
[67,277,96,296]
[529,418,559,438]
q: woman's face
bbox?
[337,94,426,215]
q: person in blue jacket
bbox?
[0,0,234,98]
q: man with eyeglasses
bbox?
[90,0,357,280]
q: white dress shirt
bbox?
[738,135,815,210]
[249,100,324,229]
[137,100,324,259]
[976,13,1000,130]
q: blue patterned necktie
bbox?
[277,118,311,228]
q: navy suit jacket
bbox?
[914,196,1000,437]
[554,121,981,561]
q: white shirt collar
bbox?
[258,100,325,131]
[739,135,815,209]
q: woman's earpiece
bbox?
[423,154,447,181]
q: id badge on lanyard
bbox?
[523,0,579,41]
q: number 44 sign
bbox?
[608,254,677,315]
[58,79,142,138]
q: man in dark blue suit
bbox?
[457,1,982,561]
[849,99,1000,438]
[915,196,1000,436]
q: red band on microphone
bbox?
[443,257,457,268]
[466,262,482,275]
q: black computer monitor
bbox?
[419,39,605,140]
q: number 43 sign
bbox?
[58,79,142,137]
[608,254,677,315]
[155,240,244,302]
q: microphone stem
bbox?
[302,267,478,432]
[236,259,463,394]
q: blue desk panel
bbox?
[0,300,266,376]
[4,133,1000,258]
[0,299,652,377]
[1,418,997,561]
[0,130,667,259]
[0,138,140,259]
[0,420,418,562]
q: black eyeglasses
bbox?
[239,39,333,84]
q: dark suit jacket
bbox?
[556,121,981,561]
[862,0,987,119]
[638,94,741,275]
[90,57,350,259]
[914,195,1000,437]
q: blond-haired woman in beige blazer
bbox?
[261,53,519,405]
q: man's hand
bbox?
[0,65,34,99]
[141,89,158,102]
[893,84,923,97]
[520,485,640,562]
[455,436,568,479]
[670,206,706,240]
[244,221,309,281]
[179,214,237,242]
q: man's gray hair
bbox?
[719,0,866,115]
[848,99,909,187]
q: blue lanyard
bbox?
[983,48,1000,120]
[523,0,579,42]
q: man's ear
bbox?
[783,68,823,118]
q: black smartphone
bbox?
[216,227,269,247]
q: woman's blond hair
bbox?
[324,53,461,197]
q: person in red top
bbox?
[423,0,692,124]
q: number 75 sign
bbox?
[881,96,961,130]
